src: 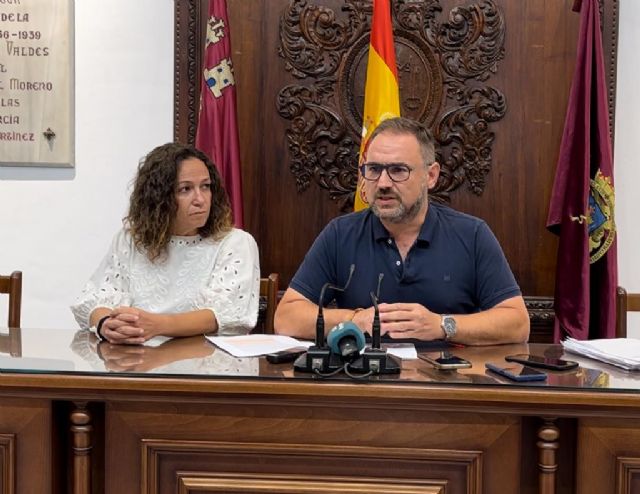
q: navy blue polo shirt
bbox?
[290,202,521,314]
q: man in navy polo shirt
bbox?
[274,117,530,345]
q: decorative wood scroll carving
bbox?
[276,0,507,207]
[174,0,204,146]
[525,296,555,343]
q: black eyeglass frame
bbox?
[359,162,414,183]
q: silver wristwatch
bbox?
[441,315,457,341]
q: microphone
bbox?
[327,321,366,361]
[295,264,356,374]
[315,264,356,347]
[370,273,384,349]
[349,272,401,375]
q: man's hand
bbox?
[378,303,442,340]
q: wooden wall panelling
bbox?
[0,434,15,494]
[0,398,51,494]
[106,399,521,494]
[174,0,618,310]
[576,417,640,494]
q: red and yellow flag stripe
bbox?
[354,0,401,211]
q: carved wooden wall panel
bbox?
[107,400,519,494]
[276,0,506,207]
[174,0,619,323]
[576,418,640,494]
[0,398,51,494]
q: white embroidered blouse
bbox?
[70,228,260,335]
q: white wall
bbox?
[0,0,639,338]
[614,0,640,338]
[0,0,173,328]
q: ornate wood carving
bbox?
[605,0,618,142]
[174,0,203,144]
[276,0,507,207]
[524,296,555,343]
[525,296,555,326]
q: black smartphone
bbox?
[504,354,578,371]
[485,362,547,382]
[418,351,472,370]
[266,347,308,364]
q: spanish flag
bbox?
[354,0,401,211]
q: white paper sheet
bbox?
[207,334,313,357]
[382,343,418,360]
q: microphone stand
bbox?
[294,265,355,373]
[350,274,400,375]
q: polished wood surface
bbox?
[2,329,640,493]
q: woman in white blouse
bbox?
[71,143,260,344]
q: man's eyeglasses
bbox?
[359,163,413,183]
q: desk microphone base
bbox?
[350,348,401,375]
[293,346,344,373]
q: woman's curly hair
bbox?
[125,143,232,262]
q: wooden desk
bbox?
[1,328,639,494]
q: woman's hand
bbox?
[100,307,166,345]
[98,343,154,371]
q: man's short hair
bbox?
[367,117,436,165]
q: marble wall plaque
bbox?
[0,0,74,167]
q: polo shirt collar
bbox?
[370,202,438,245]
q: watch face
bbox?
[443,316,456,336]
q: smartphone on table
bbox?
[504,354,578,371]
[485,362,547,382]
[418,351,472,370]
[266,347,308,364]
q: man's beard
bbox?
[371,188,427,224]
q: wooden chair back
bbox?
[258,273,279,334]
[0,271,22,328]
[615,286,640,338]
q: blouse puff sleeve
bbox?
[195,229,261,336]
[70,229,134,329]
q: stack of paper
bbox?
[562,337,640,371]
